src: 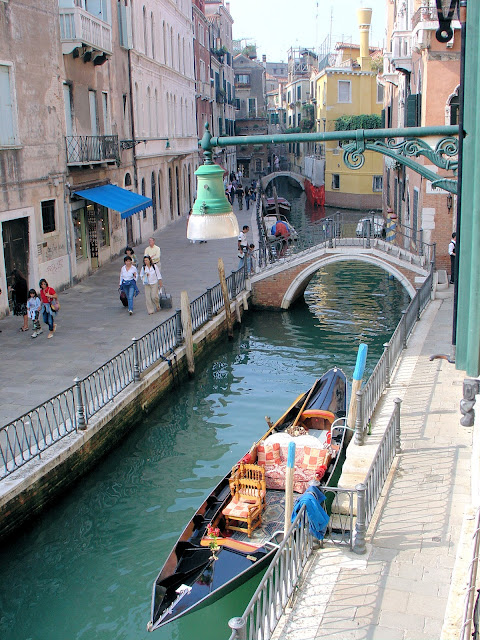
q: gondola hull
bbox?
[148,368,347,631]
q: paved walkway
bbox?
[0,203,254,426]
[273,291,474,640]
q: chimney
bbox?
[262,54,266,68]
[357,7,372,71]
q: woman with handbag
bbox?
[140,255,162,314]
[119,255,138,315]
[39,278,58,339]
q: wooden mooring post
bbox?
[218,257,233,340]
[180,290,195,376]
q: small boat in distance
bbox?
[264,196,291,214]
[148,368,347,632]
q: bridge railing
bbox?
[0,266,249,479]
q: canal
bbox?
[0,186,409,640]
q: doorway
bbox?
[3,217,29,309]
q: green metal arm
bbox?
[200,123,459,194]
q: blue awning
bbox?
[73,184,153,219]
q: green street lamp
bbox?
[187,124,239,241]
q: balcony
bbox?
[59,5,112,57]
[66,135,119,166]
[216,89,226,104]
[390,31,412,72]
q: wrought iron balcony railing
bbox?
[66,135,119,166]
[59,5,112,56]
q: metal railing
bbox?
[227,505,314,640]
[0,266,249,479]
[66,135,119,165]
[460,508,480,640]
[354,263,433,446]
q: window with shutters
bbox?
[377,83,384,104]
[338,80,351,103]
[406,93,421,127]
[372,176,383,192]
[332,174,340,190]
[0,64,18,146]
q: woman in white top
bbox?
[140,255,162,314]
[119,255,138,315]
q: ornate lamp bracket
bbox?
[342,134,459,194]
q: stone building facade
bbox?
[193,0,213,153]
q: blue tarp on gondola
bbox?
[291,485,329,540]
[73,184,153,219]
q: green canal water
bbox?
[0,188,410,640]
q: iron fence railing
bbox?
[460,508,480,640]
[354,263,433,446]
[227,505,313,640]
[66,135,119,165]
[0,388,77,479]
[0,266,248,479]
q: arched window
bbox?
[143,6,148,55]
[175,166,181,217]
[182,37,186,74]
[187,165,192,209]
[163,21,167,64]
[151,171,157,230]
[141,177,146,220]
[173,95,177,135]
[150,12,155,59]
[177,34,181,71]
[124,172,132,187]
[134,82,140,134]
[446,85,460,125]
[170,27,174,68]
[180,97,184,136]
[158,170,162,210]
[146,86,152,135]
[154,88,159,136]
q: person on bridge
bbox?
[238,225,249,269]
[274,220,290,257]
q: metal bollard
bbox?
[383,342,391,387]
[73,376,87,430]
[132,337,140,382]
[175,308,183,345]
[354,390,364,446]
[228,617,247,640]
[206,287,213,321]
[394,397,402,454]
[353,483,367,554]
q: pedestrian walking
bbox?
[10,269,29,331]
[125,246,138,267]
[39,278,58,338]
[144,237,161,269]
[247,243,256,274]
[225,183,233,205]
[119,255,139,315]
[245,187,251,211]
[238,225,249,269]
[237,184,244,210]
[140,255,162,314]
[448,232,456,284]
[27,289,42,338]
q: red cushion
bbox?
[302,446,330,470]
[257,442,281,467]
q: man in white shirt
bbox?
[448,232,456,284]
[238,225,249,269]
[144,237,161,267]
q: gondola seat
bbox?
[223,466,266,537]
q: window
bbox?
[102,92,111,134]
[151,12,155,59]
[125,172,132,187]
[41,200,56,234]
[235,98,240,110]
[200,59,206,83]
[338,80,351,103]
[0,64,18,146]
[296,85,301,100]
[218,117,223,135]
[377,83,384,104]
[248,98,256,117]
[117,0,132,49]
[332,174,340,189]
[142,177,147,219]
[122,93,129,133]
[287,91,291,104]
[288,115,292,126]
[235,74,250,85]
[373,176,383,192]
[255,159,262,173]
[297,113,301,126]
[406,93,421,127]
[143,6,148,55]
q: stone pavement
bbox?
[273,291,475,640]
[0,202,254,426]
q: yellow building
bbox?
[315,8,384,209]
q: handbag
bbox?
[119,290,128,307]
[159,287,172,309]
[50,298,60,312]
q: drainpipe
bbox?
[63,179,74,287]
[127,48,141,244]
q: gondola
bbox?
[264,196,291,214]
[147,368,347,632]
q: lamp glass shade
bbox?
[187,163,239,240]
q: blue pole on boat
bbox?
[284,441,296,534]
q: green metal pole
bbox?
[456,0,480,377]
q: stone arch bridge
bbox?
[260,171,305,191]
[251,240,432,309]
